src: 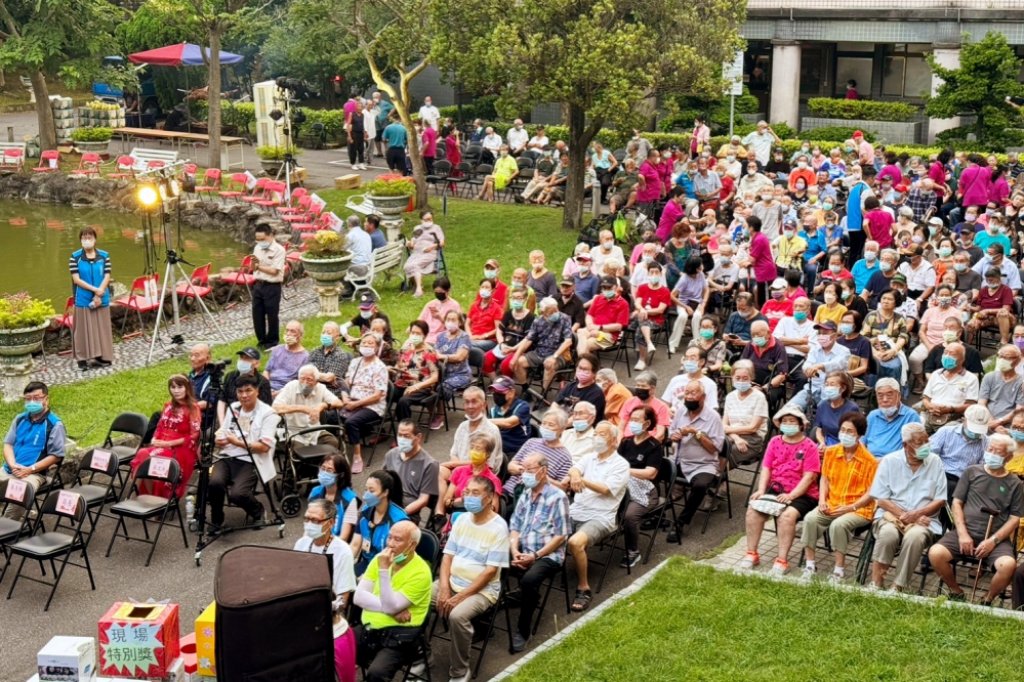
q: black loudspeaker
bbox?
[215,545,334,682]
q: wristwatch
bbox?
[696,431,705,441]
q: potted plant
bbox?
[299,230,352,316]
[71,126,113,153]
[0,292,56,403]
[364,174,415,219]
[256,145,300,175]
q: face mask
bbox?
[771,290,784,300]
[602,241,613,250]
[939,330,959,345]
[578,264,591,274]
[966,214,977,223]
[988,281,1001,291]
[492,392,508,407]
[318,471,337,488]
[81,239,95,250]
[647,276,661,286]
[1011,429,1024,442]
[24,400,44,415]
[320,334,334,348]
[512,281,525,290]
[683,399,701,412]
[602,289,615,299]
[484,269,497,279]
[839,433,858,448]
[753,336,768,347]
[914,443,932,460]
[841,290,852,301]
[540,427,557,442]
[463,495,484,514]
[360,309,373,319]
[794,311,808,323]
[236,360,252,373]
[726,155,735,162]
[879,405,899,418]
[1015,338,1024,352]
[360,346,376,357]
[363,491,380,507]
[576,369,593,383]
[566,418,588,433]
[761,194,772,202]
[953,263,967,273]
[259,241,272,250]
[300,384,314,397]
[795,183,806,190]
[303,521,326,540]
[824,293,837,305]
[783,229,794,238]
[521,472,538,489]
[984,452,1005,469]
[797,162,808,170]
[879,261,893,273]
[734,381,751,393]
[997,358,1014,373]
[633,387,650,401]
[445,321,459,334]
[510,299,526,312]
[838,323,854,336]
[865,252,877,262]
[683,360,699,374]
[393,551,409,564]
[822,385,840,401]
[434,291,447,302]
[408,334,424,346]
[719,257,732,266]
[780,423,800,437]
[941,355,957,371]
[628,421,645,436]
[397,436,414,453]
[963,427,982,441]
[823,203,833,211]
[469,449,488,466]
[911,236,924,245]
[699,329,714,340]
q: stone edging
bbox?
[487,558,673,682]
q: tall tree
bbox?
[0,0,121,150]
[432,0,745,231]
[927,32,1024,145]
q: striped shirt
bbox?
[510,483,570,564]
[821,443,878,520]
[444,512,509,602]
[504,438,573,495]
[929,423,987,478]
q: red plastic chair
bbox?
[254,180,286,210]
[76,153,101,177]
[113,274,161,339]
[33,150,60,173]
[195,168,222,197]
[107,155,135,180]
[241,178,270,205]
[174,263,214,308]
[1,148,25,172]
[42,297,75,360]
[220,255,257,305]
[281,194,314,224]
[146,159,166,172]
[276,187,308,215]
[291,206,329,233]
[218,172,248,202]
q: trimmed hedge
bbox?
[807,98,918,122]
[799,126,877,143]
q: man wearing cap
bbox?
[251,224,286,350]
[667,380,725,542]
[853,130,874,167]
[511,297,573,391]
[967,267,1016,345]
[345,293,391,343]
[775,217,806,273]
[864,378,921,458]
[971,243,1022,294]
[921,342,979,433]
[555,277,586,332]
[786,321,850,413]
[979,344,1024,427]
[571,253,600,305]
[867,422,946,591]
[219,347,272,424]
[488,377,532,456]
[897,245,936,301]
[760,278,793,334]
[930,404,990,505]
[483,259,509,309]
[741,121,780,166]
[577,277,629,356]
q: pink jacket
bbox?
[959,164,991,208]
[637,161,662,202]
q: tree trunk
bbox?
[31,70,55,150]
[561,102,600,232]
[207,27,223,170]
[396,77,428,209]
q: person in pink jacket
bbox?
[746,215,777,306]
[957,154,991,209]
[636,149,664,204]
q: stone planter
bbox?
[260,159,284,175]
[75,140,110,153]
[300,253,353,316]
[0,321,49,402]
[345,194,411,242]
[366,194,411,220]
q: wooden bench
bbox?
[0,141,27,173]
[128,147,179,173]
[344,240,405,301]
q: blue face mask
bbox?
[320,334,334,348]
[683,361,699,374]
[984,452,1005,469]
[793,311,808,323]
[1010,429,1024,443]
[941,355,957,371]
[915,443,932,460]
[463,495,484,513]
[521,472,538,489]
[839,433,858,448]
[317,471,337,488]
[822,386,840,401]
[397,436,414,453]
[363,491,380,508]
[539,427,557,442]
[572,420,589,432]
[23,400,44,415]
[963,427,981,441]
[780,424,800,437]
[236,360,252,373]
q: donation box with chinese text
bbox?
[98,602,181,679]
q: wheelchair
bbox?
[275,423,346,518]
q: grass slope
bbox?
[510,558,1024,682]
[0,192,575,444]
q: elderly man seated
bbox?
[264,319,311,396]
[353,520,433,682]
[966,267,1016,345]
[928,434,1023,604]
[510,297,574,391]
[508,452,571,652]
[383,420,439,520]
[1,381,65,519]
[920,342,979,433]
[867,422,947,592]
[561,400,599,465]
[272,364,344,450]
[930,404,990,507]
[308,321,352,395]
[667,380,726,543]
[801,413,878,583]
[565,420,629,613]
[785,320,850,413]
[864,378,921,458]
[978,344,1024,428]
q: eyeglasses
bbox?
[23,394,45,401]
[304,517,326,524]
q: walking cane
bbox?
[970,506,1001,604]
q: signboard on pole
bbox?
[724,50,744,96]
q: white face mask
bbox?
[81,239,96,250]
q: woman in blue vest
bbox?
[308,452,360,542]
[350,469,408,576]
[68,227,113,371]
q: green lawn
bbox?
[509,558,1024,682]
[0,192,575,445]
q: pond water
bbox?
[0,201,245,305]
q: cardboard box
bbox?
[335,174,361,190]
[37,636,96,681]
[194,602,216,677]
[98,602,180,680]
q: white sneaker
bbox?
[634,359,646,371]
[800,566,816,582]
[350,163,357,170]
[828,571,845,585]
[865,582,881,592]
[359,163,368,170]
[409,663,427,679]
[449,675,470,682]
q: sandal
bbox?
[570,589,593,612]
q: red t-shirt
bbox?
[635,284,672,326]
[588,294,631,340]
[978,283,1013,311]
[865,209,894,249]
[719,174,734,201]
[761,298,794,333]
[468,299,503,337]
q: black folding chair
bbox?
[430,573,512,679]
[0,478,38,576]
[591,494,633,593]
[104,456,188,567]
[5,489,96,611]
[639,458,678,564]
[361,383,398,466]
[61,447,120,535]
[101,412,150,495]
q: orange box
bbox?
[194,601,216,677]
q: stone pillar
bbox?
[928,45,961,143]
[769,41,802,129]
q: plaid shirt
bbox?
[821,443,878,520]
[525,312,573,357]
[308,345,352,392]
[905,188,935,222]
[510,482,571,563]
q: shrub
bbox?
[71,127,113,143]
[365,174,415,197]
[798,126,877,143]
[190,101,256,135]
[806,98,918,122]
[0,292,56,330]
[935,126,1024,153]
[255,145,300,160]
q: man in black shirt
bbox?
[922,317,984,379]
[556,277,586,332]
[219,347,273,424]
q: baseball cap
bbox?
[485,258,500,269]
[964,404,991,436]
[894,183,908,193]
[770,278,786,290]
[852,130,864,138]
[559,276,575,287]
[890,273,908,285]
[576,252,592,262]
[815,320,838,332]
[928,216,943,227]
[490,376,516,393]
[783,216,798,227]
[358,293,377,310]
[237,346,261,360]
[599,276,618,289]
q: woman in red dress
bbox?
[130,374,201,498]
[443,125,462,180]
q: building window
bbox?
[882,44,930,99]
[835,57,873,97]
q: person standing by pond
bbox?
[68,226,113,371]
[252,224,286,350]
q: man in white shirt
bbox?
[481,127,503,164]
[526,127,550,151]
[417,96,439,130]
[591,229,625,274]
[272,364,344,449]
[897,245,937,301]
[921,342,979,431]
[741,121,781,165]
[293,499,356,609]
[344,214,373,278]
[560,401,599,465]
[772,297,816,359]
[210,375,280,529]
[507,119,529,156]
[708,243,740,306]
[786,321,851,413]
